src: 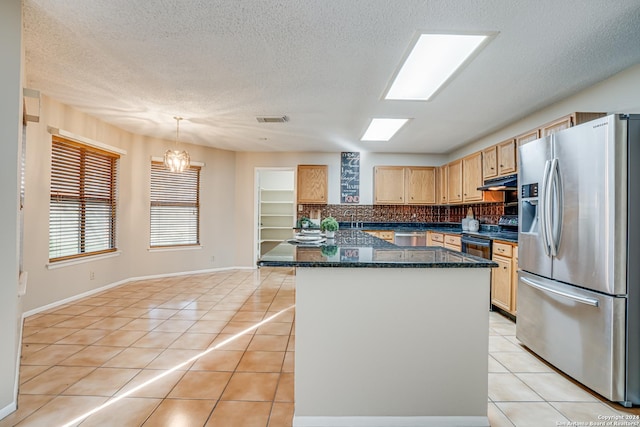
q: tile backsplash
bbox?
[299,203,505,225]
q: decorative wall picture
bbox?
[340,152,360,203]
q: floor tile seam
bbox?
[489,372,547,401]
[21,365,99,397]
[487,401,516,427]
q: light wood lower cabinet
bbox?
[512,246,518,315]
[491,241,518,315]
[427,231,444,247]
[444,234,461,251]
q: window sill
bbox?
[148,245,203,253]
[47,251,122,270]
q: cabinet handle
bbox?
[500,164,504,167]
[490,167,494,170]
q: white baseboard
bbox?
[22,266,256,318]
[293,415,490,427]
[0,402,17,421]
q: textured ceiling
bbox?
[23,0,640,153]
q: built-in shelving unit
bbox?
[259,188,295,256]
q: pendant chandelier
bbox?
[164,116,190,173]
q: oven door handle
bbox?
[461,236,491,247]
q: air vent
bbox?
[256,116,289,123]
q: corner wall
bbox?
[0,0,23,415]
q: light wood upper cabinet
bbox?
[297,165,328,204]
[462,152,483,202]
[497,139,517,176]
[541,115,573,137]
[447,159,463,204]
[374,166,436,205]
[482,145,498,180]
[374,166,405,204]
[516,129,540,146]
[406,167,436,204]
[437,164,448,205]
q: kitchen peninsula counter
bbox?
[259,230,494,427]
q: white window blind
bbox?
[150,162,200,247]
[49,136,119,261]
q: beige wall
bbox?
[0,0,23,415]
[22,96,238,312]
[450,64,640,160]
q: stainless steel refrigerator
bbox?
[517,114,640,407]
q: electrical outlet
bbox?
[298,204,303,212]
[211,255,215,262]
[89,271,95,280]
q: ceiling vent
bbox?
[256,115,289,123]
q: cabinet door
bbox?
[437,165,448,204]
[297,165,328,204]
[427,231,444,246]
[491,255,512,311]
[374,166,405,204]
[512,246,518,315]
[462,152,483,202]
[497,139,517,175]
[406,167,436,204]
[516,129,540,146]
[482,146,498,180]
[447,160,463,203]
[541,115,573,137]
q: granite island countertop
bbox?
[258,229,498,269]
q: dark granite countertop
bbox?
[258,229,498,269]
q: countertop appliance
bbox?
[394,231,426,246]
[516,114,640,406]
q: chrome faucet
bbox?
[343,209,358,228]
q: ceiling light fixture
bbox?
[164,116,190,173]
[384,32,495,101]
[361,118,409,141]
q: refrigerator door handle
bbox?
[549,158,563,256]
[521,276,599,307]
[540,159,552,256]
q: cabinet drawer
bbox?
[493,242,513,258]
[444,235,461,246]
[379,231,394,241]
[430,232,444,243]
[373,250,405,261]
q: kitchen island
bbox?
[258,230,497,427]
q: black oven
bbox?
[461,235,492,259]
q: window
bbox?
[150,162,200,247]
[49,136,119,261]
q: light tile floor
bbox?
[1,268,638,426]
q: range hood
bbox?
[477,173,517,191]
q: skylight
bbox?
[361,118,409,141]
[384,32,493,101]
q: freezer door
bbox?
[518,136,552,278]
[516,271,626,402]
[551,115,628,295]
